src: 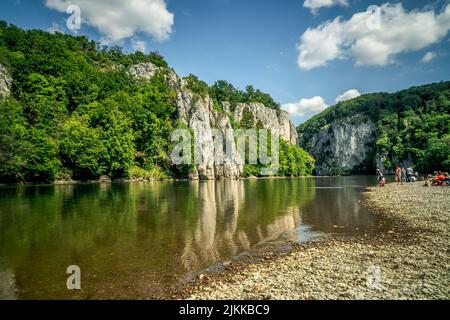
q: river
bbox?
[0,176,381,299]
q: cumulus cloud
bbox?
[298,3,450,70]
[45,0,174,43]
[282,96,329,118]
[131,39,147,53]
[335,89,361,103]
[303,0,348,13]
[421,51,437,63]
[283,89,363,119]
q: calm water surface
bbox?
[0,176,381,299]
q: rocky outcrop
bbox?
[301,114,376,175]
[231,103,298,145]
[129,62,299,179]
[0,64,12,97]
[129,62,182,88]
[128,63,160,80]
[176,90,243,179]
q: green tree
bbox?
[23,128,61,182]
[59,116,107,179]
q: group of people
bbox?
[426,171,450,187]
[376,166,450,187]
[395,165,418,186]
[376,165,418,187]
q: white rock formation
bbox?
[0,64,12,97]
[232,103,298,145]
[305,114,376,175]
[129,62,299,179]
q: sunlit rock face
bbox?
[303,114,377,176]
[176,90,243,180]
[232,103,298,145]
[129,62,299,180]
[0,64,12,97]
[128,62,160,80]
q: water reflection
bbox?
[0,177,377,299]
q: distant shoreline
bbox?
[0,175,345,187]
[1,174,401,187]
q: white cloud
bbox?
[282,96,329,118]
[298,18,344,70]
[47,22,65,34]
[421,51,437,63]
[45,0,174,43]
[131,39,147,53]
[335,89,361,103]
[303,0,348,13]
[298,3,450,70]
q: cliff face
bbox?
[176,89,244,180]
[0,64,12,96]
[231,102,298,145]
[130,62,298,179]
[299,114,376,176]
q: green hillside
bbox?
[298,82,450,174]
[0,22,314,183]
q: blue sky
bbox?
[1,0,450,124]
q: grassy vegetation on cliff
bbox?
[298,82,450,173]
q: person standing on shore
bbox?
[396,164,403,186]
[376,169,386,187]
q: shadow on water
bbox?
[0,176,381,299]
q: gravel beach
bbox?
[180,182,449,300]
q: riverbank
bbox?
[175,182,449,300]
[0,175,319,187]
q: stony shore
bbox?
[177,182,449,300]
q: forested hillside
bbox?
[298,82,450,174]
[0,22,314,183]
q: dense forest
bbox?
[298,82,450,173]
[0,22,313,183]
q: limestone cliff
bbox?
[130,62,298,179]
[0,64,12,97]
[298,114,376,176]
[231,102,298,145]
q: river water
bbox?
[0,176,381,299]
